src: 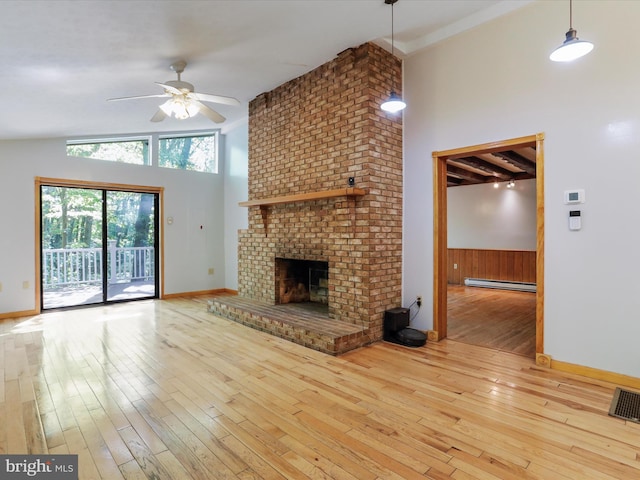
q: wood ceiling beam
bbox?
[452,157,512,180]
[511,172,536,181]
[447,165,489,183]
[493,151,536,175]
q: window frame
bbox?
[66,136,152,166]
[158,131,219,174]
[66,130,220,173]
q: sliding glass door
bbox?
[105,191,157,302]
[41,186,158,310]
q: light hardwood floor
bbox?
[447,285,536,357]
[1,297,639,479]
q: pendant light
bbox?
[549,0,594,62]
[381,0,406,113]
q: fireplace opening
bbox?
[275,258,328,310]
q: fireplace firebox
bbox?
[275,258,328,306]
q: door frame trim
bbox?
[34,177,165,313]
[431,133,545,354]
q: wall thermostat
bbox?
[564,189,585,204]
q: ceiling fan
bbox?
[108,60,240,123]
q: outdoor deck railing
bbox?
[42,245,155,288]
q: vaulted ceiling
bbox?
[447,146,537,187]
[0,0,533,140]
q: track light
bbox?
[493,180,500,189]
[550,0,594,62]
[381,0,406,113]
[507,179,516,189]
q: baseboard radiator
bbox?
[464,277,536,293]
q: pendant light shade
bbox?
[550,28,594,62]
[550,0,593,62]
[381,91,406,113]
[381,0,406,113]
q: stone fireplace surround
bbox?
[208,42,403,355]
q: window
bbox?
[67,139,150,165]
[159,134,217,173]
[66,132,218,173]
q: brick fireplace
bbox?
[209,42,403,354]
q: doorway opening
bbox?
[432,134,545,356]
[36,178,163,310]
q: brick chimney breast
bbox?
[238,42,403,345]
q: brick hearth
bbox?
[207,297,369,355]
[209,42,403,354]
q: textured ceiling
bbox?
[0,0,532,140]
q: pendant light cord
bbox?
[391,1,395,57]
[569,0,573,29]
[388,0,398,92]
[381,0,406,111]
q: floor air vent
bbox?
[608,387,640,423]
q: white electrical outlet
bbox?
[454,263,458,269]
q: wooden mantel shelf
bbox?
[239,187,366,207]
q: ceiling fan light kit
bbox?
[550,0,594,62]
[159,97,200,120]
[108,60,240,123]
[381,0,406,113]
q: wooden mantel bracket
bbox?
[260,205,269,236]
[239,187,366,235]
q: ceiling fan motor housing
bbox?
[164,80,194,93]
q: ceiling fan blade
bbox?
[156,82,184,95]
[193,101,225,123]
[192,92,240,106]
[150,109,167,122]
[107,93,169,102]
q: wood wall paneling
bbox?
[448,248,536,285]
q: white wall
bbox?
[403,0,640,377]
[448,179,536,250]
[0,136,227,314]
[222,120,249,290]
